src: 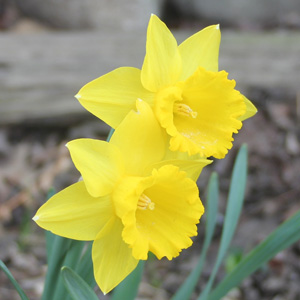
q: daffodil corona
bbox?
[76,15,257,159]
[33,100,211,294]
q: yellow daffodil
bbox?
[75,14,257,159]
[33,100,211,294]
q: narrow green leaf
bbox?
[111,261,145,300]
[0,260,29,300]
[172,172,219,300]
[76,242,96,288]
[198,145,248,300]
[42,236,73,300]
[209,209,300,300]
[53,240,87,300]
[61,267,99,300]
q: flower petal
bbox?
[178,24,221,80]
[141,14,181,92]
[33,182,113,241]
[171,67,246,158]
[148,158,212,181]
[67,139,125,198]
[76,67,153,128]
[115,166,203,261]
[110,100,167,176]
[238,95,257,121]
[92,217,139,294]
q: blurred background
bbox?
[0,0,299,299]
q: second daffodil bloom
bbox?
[33,100,211,294]
[75,14,257,159]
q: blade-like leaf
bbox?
[172,172,219,300]
[110,261,145,300]
[198,145,248,300]
[0,260,29,300]
[61,267,99,300]
[42,236,73,300]
[53,240,87,300]
[76,242,96,288]
[209,209,300,300]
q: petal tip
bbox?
[216,24,220,30]
[32,215,39,222]
[75,94,81,100]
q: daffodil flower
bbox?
[75,14,257,159]
[33,100,211,294]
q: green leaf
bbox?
[0,260,29,300]
[110,261,145,300]
[42,236,73,300]
[208,209,300,300]
[198,144,248,300]
[76,242,96,288]
[53,240,87,300]
[172,172,219,300]
[61,267,99,300]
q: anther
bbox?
[137,194,155,211]
[174,103,198,118]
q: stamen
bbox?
[137,194,155,211]
[174,103,198,118]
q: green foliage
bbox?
[111,261,145,300]
[198,144,248,300]
[224,248,244,274]
[208,209,300,300]
[0,260,29,300]
[61,267,99,300]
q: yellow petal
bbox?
[238,96,257,121]
[141,14,181,92]
[76,67,153,128]
[110,100,167,176]
[67,139,125,198]
[114,165,203,261]
[178,24,221,80]
[171,67,246,158]
[92,217,139,294]
[148,158,212,181]
[33,182,113,241]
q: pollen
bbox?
[137,194,155,210]
[174,102,198,119]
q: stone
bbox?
[171,0,300,28]
[14,0,162,30]
[1,30,299,125]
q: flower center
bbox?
[137,194,155,211]
[173,102,198,119]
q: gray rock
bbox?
[172,0,300,27]
[14,0,162,30]
[1,30,299,125]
